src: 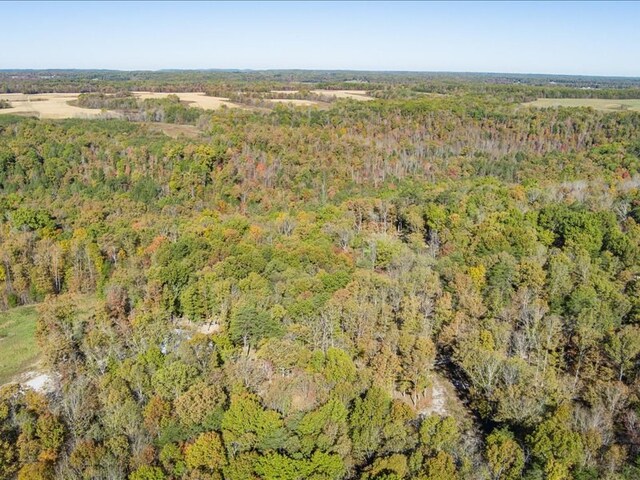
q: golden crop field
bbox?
[131,91,241,109]
[0,91,244,119]
[311,89,374,100]
[0,93,117,119]
[270,89,374,101]
[523,97,640,112]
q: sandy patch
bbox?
[5,370,58,394]
[176,317,221,335]
[270,90,299,94]
[421,375,447,416]
[311,89,373,101]
[24,373,54,392]
[197,322,220,335]
[0,93,118,119]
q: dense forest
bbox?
[2,71,640,480]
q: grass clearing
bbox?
[144,122,203,139]
[523,98,640,112]
[0,304,39,384]
[0,294,98,385]
[268,98,321,106]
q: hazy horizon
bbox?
[2,67,640,80]
[1,1,639,77]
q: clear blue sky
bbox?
[1,1,638,76]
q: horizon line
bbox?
[1,68,639,80]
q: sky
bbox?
[1,1,639,77]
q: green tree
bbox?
[229,305,283,351]
[485,428,524,480]
[254,451,345,480]
[362,454,408,480]
[605,325,640,381]
[296,398,350,457]
[221,393,286,454]
[184,431,227,472]
[174,381,226,427]
[421,451,457,480]
[419,415,459,456]
[350,387,391,462]
[528,405,584,480]
[151,361,198,399]
[129,466,166,480]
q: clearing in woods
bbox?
[0,93,116,119]
[144,122,203,139]
[269,98,321,106]
[523,97,640,112]
[0,90,373,120]
[0,304,39,385]
[270,89,374,101]
[311,89,374,100]
[0,294,97,385]
[131,91,242,109]
[0,91,244,119]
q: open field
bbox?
[131,91,242,109]
[0,91,243,119]
[144,122,203,139]
[0,304,39,384]
[268,98,321,106]
[0,93,117,119]
[0,90,371,120]
[270,89,374,101]
[311,89,374,100]
[0,294,97,385]
[523,97,640,112]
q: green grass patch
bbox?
[0,304,39,384]
[0,294,98,384]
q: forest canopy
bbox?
[1,70,640,480]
